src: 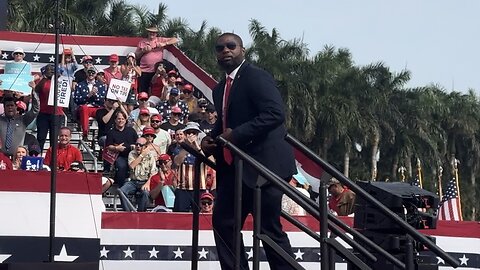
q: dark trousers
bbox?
[36,112,65,153]
[173,189,194,212]
[212,175,294,270]
[138,72,155,95]
[104,156,129,188]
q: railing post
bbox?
[191,160,201,270]
[253,178,262,270]
[234,159,243,270]
[319,179,329,269]
[405,236,414,270]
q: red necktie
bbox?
[223,77,233,165]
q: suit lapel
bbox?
[226,62,248,109]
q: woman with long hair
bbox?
[12,146,28,170]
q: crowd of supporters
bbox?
[0,27,325,215]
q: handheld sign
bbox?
[107,78,131,102]
[0,74,33,95]
[48,76,71,108]
[4,62,31,75]
[21,157,44,171]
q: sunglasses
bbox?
[151,120,161,123]
[215,42,237,52]
[13,52,23,56]
[201,201,212,206]
[140,113,150,116]
[185,130,198,135]
[87,71,96,75]
[139,99,148,102]
[172,113,182,116]
[183,91,192,94]
[84,61,93,64]
[136,143,146,147]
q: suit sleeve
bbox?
[231,69,286,145]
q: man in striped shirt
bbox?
[172,123,206,212]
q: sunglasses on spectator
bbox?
[151,120,161,123]
[13,52,23,56]
[201,201,212,206]
[215,42,237,52]
[140,113,150,116]
[87,71,96,75]
[136,143,146,147]
[183,91,192,94]
[172,113,182,116]
[139,99,148,102]
[185,130,198,135]
[84,61,93,64]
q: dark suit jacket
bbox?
[211,62,296,187]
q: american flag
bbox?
[438,177,462,221]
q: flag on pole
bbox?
[438,177,462,221]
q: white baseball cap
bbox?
[12,47,25,56]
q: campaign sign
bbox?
[48,76,71,108]
[161,186,176,208]
[0,74,33,95]
[21,157,44,171]
[4,62,32,75]
[107,78,130,102]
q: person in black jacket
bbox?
[201,33,296,270]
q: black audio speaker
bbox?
[354,181,439,232]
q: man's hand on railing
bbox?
[201,136,217,156]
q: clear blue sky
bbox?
[130,0,479,93]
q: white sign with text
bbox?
[107,79,131,102]
[48,76,71,108]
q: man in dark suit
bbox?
[201,33,297,270]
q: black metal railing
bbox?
[285,134,461,269]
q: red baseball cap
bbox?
[138,92,149,100]
[82,55,93,62]
[200,192,214,201]
[109,54,119,62]
[167,70,178,77]
[139,108,150,115]
[158,154,171,162]
[142,127,156,137]
[183,84,193,92]
[16,101,27,111]
[151,114,162,122]
[171,106,182,114]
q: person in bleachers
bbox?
[0,151,13,170]
[181,84,197,113]
[119,137,157,212]
[150,114,171,154]
[172,123,207,212]
[200,192,214,214]
[133,108,151,136]
[142,127,160,157]
[103,54,122,85]
[149,154,177,211]
[157,88,189,123]
[35,64,65,152]
[9,47,28,64]
[96,70,108,86]
[44,127,82,171]
[28,144,41,157]
[167,128,185,157]
[121,52,141,96]
[328,178,356,216]
[159,106,186,138]
[158,70,179,101]
[60,48,78,79]
[150,62,167,99]
[73,67,107,139]
[104,111,138,187]
[128,92,159,122]
[0,87,39,157]
[135,26,178,94]
[199,104,217,135]
[95,98,120,147]
[73,55,94,87]
[12,146,28,170]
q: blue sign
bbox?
[4,62,32,75]
[0,74,33,95]
[21,157,44,171]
